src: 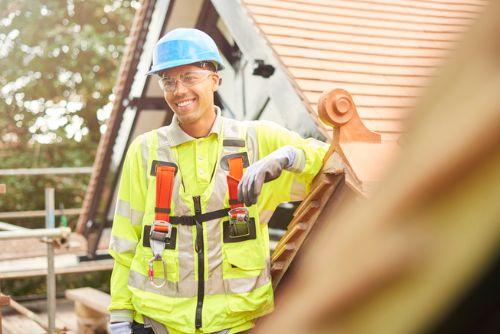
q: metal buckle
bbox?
[148,255,167,288]
[150,220,172,240]
[148,220,171,288]
[228,207,250,238]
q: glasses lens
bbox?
[180,71,210,87]
[158,71,212,91]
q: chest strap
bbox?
[170,208,230,225]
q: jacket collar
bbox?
[166,106,223,147]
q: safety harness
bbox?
[148,156,248,288]
[148,165,175,288]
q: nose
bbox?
[173,79,188,95]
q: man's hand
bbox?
[238,146,301,206]
[109,321,132,334]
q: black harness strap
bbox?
[169,208,230,226]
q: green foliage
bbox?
[0,0,138,219]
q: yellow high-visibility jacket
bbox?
[109,108,327,333]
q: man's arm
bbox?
[241,121,328,210]
[108,136,147,323]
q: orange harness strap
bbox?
[155,165,176,224]
[227,156,244,209]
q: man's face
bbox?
[161,64,220,127]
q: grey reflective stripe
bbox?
[246,122,258,163]
[128,267,270,298]
[128,269,180,297]
[109,309,134,323]
[109,235,137,254]
[259,209,274,225]
[157,126,194,286]
[290,180,307,202]
[143,315,170,334]
[140,134,149,182]
[115,199,144,226]
[177,224,195,283]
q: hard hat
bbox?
[147,28,224,75]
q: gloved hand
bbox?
[109,321,132,334]
[238,145,301,206]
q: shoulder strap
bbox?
[154,165,176,222]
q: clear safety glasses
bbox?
[158,70,213,92]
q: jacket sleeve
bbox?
[108,136,147,322]
[251,121,328,214]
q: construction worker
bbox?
[108,28,328,334]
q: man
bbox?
[108,28,327,334]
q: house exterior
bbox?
[77,0,483,256]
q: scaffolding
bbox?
[0,189,71,334]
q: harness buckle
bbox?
[228,207,250,238]
[150,220,172,240]
[148,220,172,288]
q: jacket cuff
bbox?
[109,309,134,323]
[286,147,306,173]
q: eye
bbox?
[183,72,201,84]
[161,77,175,85]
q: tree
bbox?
[0,0,138,223]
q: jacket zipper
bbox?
[193,196,204,329]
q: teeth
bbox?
[177,99,194,107]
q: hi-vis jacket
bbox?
[109,108,327,334]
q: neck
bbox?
[179,109,217,138]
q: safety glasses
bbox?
[158,70,213,92]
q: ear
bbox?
[211,73,220,91]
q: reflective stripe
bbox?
[258,209,274,225]
[177,224,195,282]
[128,267,270,298]
[246,122,258,163]
[140,134,149,182]
[115,199,144,226]
[110,235,137,254]
[290,180,307,202]
[157,126,195,285]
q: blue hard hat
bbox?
[147,28,224,75]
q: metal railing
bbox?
[0,188,71,334]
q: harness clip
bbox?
[228,207,250,238]
[148,255,167,289]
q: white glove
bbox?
[238,145,301,206]
[109,321,132,334]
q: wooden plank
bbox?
[284,0,483,18]
[0,259,114,279]
[295,79,423,98]
[304,92,418,109]
[0,208,82,220]
[289,68,432,88]
[244,0,478,26]
[247,4,469,34]
[260,25,457,50]
[273,45,443,68]
[272,35,450,61]
[281,56,438,77]
[252,15,462,42]
[66,288,110,315]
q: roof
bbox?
[242,0,486,141]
